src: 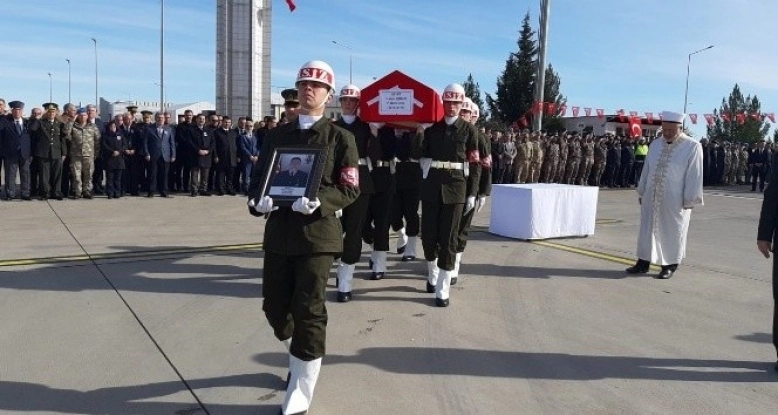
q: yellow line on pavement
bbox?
[0,243,263,267]
[529,240,660,271]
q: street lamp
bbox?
[153,82,167,106]
[683,45,714,120]
[533,0,551,132]
[160,0,166,112]
[331,40,353,84]
[47,72,53,102]
[91,38,98,107]
[65,59,72,103]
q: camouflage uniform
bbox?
[67,122,101,196]
[578,140,595,185]
[564,139,581,184]
[513,136,530,183]
[556,137,568,183]
[541,140,559,183]
[728,145,739,185]
[721,144,732,185]
[738,146,749,184]
[528,137,543,183]
[592,141,607,187]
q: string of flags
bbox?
[530,102,775,126]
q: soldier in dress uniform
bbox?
[280,88,300,125]
[247,60,360,415]
[390,127,422,262]
[451,101,491,284]
[363,124,396,280]
[332,84,379,302]
[416,83,481,307]
[27,103,66,200]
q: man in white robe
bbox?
[626,111,704,279]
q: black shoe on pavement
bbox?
[190,191,197,197]
[370,272,384,280]
[626,259,650,274]
[337,292,352,303]
[426,282,435,293]
[656,265,677,279]
[450,277,458,286]
[435,298,450,307]
[401,255,416,262]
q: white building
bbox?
[560,115,661,137]
[216,0,271,120]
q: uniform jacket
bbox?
[189,125,215,169]
[28,117,67,159]
[333,116,378,194]
[758,152,778,244]
[417,117,481,204]
[176,122,194,160]
[143,124,176,161]
[248,117,361,255]
[0,116,32,160]
[371,126,397,194]
[68,122,101,158]
[394,130,422,191]
[101,130,129,170]
[213,127,238,169]
[477,131,492,197]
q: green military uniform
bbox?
[739,146,749,185]
[556,137,568,183]
[528,138,543,183]
[391,129,422,260]
[418,117,481,271]
[362,126,396,279]
[248,117,360,361]
[514,137,530,183]
[454,129,491,273]
[578,139,595,185]
[68,122,101,197]
[592,141,607,187]
[722,144,732,185]
[541,139,559,183]
[27,103,67,199]
[728,144,739,185]
[565,139,581,184]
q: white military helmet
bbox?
[461,97,473,112]
[340,84,361,99]
[472,105,480,118]
[442,83,465,103]
[296,60,335,91]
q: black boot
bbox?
[656,264,678,279]
[625,259,650,274]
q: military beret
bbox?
[43,102,59,111]
[281,88,299,104]
[8,101,24,109]
[140,110,153,116]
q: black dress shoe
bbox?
[146,193,153,198]
[190,191,197,197]
[201,191,211,196]
[625,259,650,274]
[426,282,435,293]
[370,272,384,280]
[397,245,406,255]
[337,291,352,302]
[227,191,236,196]
[450,277,458,286]
[161,193,170,198]
[54,194,64,200]
[278,409,307,415]
[656,265,677,279]
[217,191,224,196]
[401,255,416,262]
[435,298,450,307]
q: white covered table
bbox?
[488,184,599,240]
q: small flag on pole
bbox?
[286,0,297,12]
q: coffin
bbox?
[358,70,443,128]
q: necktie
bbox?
[16,121,22,135]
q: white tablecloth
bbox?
[488,184,599,240]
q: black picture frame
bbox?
[258,146,327,207]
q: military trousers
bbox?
[390,187,420,236]
[421,198,464,271]
[455,202,476,253]
[36,156,63,198]
[70,156,95,195]
[772,253,778,360]
[579,158,594,185]
[3,156,31,199]
[262,251,333,361]
[340,193,370,264]
[363,191,393,251]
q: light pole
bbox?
[331,40,353,84]
[683,45,714,121]
[533,0,551,132]
[160,0,165,112]
[66,59,72,103]
[47,72,53,102]
[91,38,98,107]
[154,82,167,106]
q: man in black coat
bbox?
[188,114,214,196]
[0,101,33,200]
[757,150,778,373]
[750,140,770,192]
[213,116,238,195]
[172,109,194,193]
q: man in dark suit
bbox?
[750,140,770,192]
[213,116,238,195]
[272,156,309,187]
[757,150,778,373]
[0,101,33,200]
[188,114,214,196]
[142,112,176,197]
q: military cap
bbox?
[8,101,24,109]
[76,107,87,115]
[43,102,59,111]
[281,88,299,105]
[140,110,153,116]
[126,105,138,112]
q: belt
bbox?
[395,158,419,163]
[430,161,464,170]
[374,160,393,168]
[358,158,369,166]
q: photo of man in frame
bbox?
[270,153,312,196]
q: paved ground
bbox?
[0,185,776,415]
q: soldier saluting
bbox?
[247,60,360,415]
[27,103,67,200]
[417,83,481,307]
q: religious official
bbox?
[417,83,481,307]
[247,60,359,415]
[626,111,703,279]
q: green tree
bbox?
[707,84,769,143]
[486,12,536,125]
[463,73,487,120]
[540,64,566,132]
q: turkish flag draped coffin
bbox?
[359,70,444,129]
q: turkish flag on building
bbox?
[584,107,592,116]
[767,113,776,123]
[645,112,654,123]
[736,113,746,124]
[558,104,567,116]
[721,113,731,122]
[545,102,556,115]
[616,109,626,122]
[571,106,580,117]
[704,114,715,125]
[689,114,698,124]
[629,111,638,117]
[751,112,761,120]
[595,109,604,119]
[629,117,642,138]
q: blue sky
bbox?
[1,0,776,137]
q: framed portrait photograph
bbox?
[258,146,327,206]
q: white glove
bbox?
[465,196,476,214]
[476,196,487,213]
[417,123,432,134]
[335,209,343,218]
[292,197,321,215]
[369,122,384,136]
[420,157,432,179]
[249,196,276,214]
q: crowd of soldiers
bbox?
[487,129,775,191]
[0,96,298,201]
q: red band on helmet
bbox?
[467,149,480,163]
[340,166,359,187]
[298,67,334,84]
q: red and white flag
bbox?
[571,106,579,117]
[689,114,698,124]
[721,113,731,122]
[584,107,592,116]
[596,108,604,119]
[629,117,642,138]
[545,102,556,115]
[645,112,654,123]
[736,113,746,124]
[558,104,567,116]
[629,111,638,117]
[751,112,761,120]
[767,113,776,123]
[286,0,297,11]
[703,114,714,126]
[616,109,626,122]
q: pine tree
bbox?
[463,73,487,120]
[541,64,566,132]
[707,84,769,143]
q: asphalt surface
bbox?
[0,185,775,415]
